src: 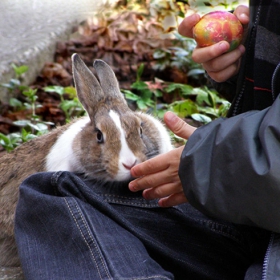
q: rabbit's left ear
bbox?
[72,53,105,117]
[93,59,126,102]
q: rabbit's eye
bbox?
[139,126,143,138]
[96,130,104,143]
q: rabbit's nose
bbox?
[122,160,137,170]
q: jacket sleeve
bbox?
[179,95,280,233]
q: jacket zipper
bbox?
[271,62,280,101]
[262,233,274,280]
[232,2,262,116]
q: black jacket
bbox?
[179,1,280,278]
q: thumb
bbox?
[178,13,200,38]
[164,111,196,140]
[233,5,249,25]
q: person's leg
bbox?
[15,172,173,280]
[15,171,270,280]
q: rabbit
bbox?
[0,53,173,268]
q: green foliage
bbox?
[44,85,84,122]
[124,63,230,123]
[0,66,86,152]
[22,88,40,120]
[13,120,49,134]
[0,0,239,152]
[1,64,29,93]
[0,133,22,152]
[188,0,243,14]
[123,64,162,110]
[168,85,230,122]
[123,86,155,110]
[0,125,45,152]
[153,32,206,83]
[0,117,51,153]
[12,64,29,78]
[9,97,25,111]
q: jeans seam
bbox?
[173,206,244,244]
[104,194,159,207]
[128,276,171,280]
[104,194,146,201]
[197,218,244,244]
[105,198,157,207]
[63,197,112,280]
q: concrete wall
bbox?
[0,0,116,101]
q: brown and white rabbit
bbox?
[0,54,173,268]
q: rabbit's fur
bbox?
[0,54,173,267]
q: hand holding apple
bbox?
[178,5,249,82]
[193,11,244,52]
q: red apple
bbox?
[193,11,243,51]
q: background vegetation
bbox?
[0,0,245,152]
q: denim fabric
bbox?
[15,172,270,280]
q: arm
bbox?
[179,5,249,83]
[129,5,250,207]
[178,6,249,101]
[180,96,280,233]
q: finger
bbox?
[178,13,200,38]
[233,5,250,25]
[142,181,182,200]
[164,112,196,139]
[234,5,249,46]
[158,192,188,207]
[192,41,230,64]
[130,146,183,179]
[129,167,173,192]
[203,44,245,73]
[130,153,169,180]
[207,58,241,82]
[204,45,245,82]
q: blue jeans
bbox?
[15,172,270,280]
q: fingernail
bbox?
[190,13,200,22]
[129,182,136,192]
[165,111,177,125]
[239,13,249,22]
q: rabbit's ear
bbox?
[72,53,104,117]
[93,59,126,102]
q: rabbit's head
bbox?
[46,54,173,182]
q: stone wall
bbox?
[0,0,116,101]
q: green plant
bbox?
[1,64,29,93]
[166,84,231,123]
[0,133,22,152]
[123,64,230,123]
[22,88,40,121]
[123,64,162,111]
[0,126,47,152]
[0,109,51,152]
[188,0,243,14]
[0,64,87,152]
[0,65,53,152]
[153,32,206,83]
[43,85,84,122]
[15,87,52,134]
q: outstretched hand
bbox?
[129,112,196,207]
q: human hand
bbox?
[178,5,249,82]
[129,112,196,207]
